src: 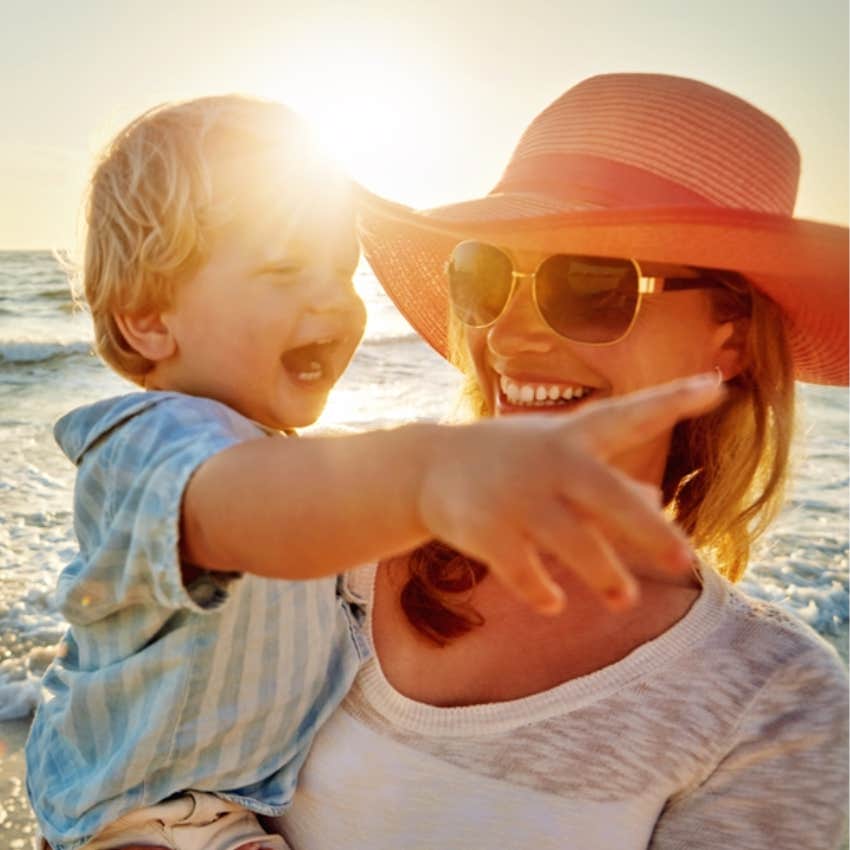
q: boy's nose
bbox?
[486,277,556,354]
[308,278,367,337]
[309,274,364,315]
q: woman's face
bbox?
[464,249,737,483]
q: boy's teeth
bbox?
[499,376,591,406]
[297,361,323,381]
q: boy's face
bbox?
[151,190,366,430]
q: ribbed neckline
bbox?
[356,563,729,737]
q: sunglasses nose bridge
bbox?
[503,271,537,314]
[511,269,559,330]
[485,269,557,351]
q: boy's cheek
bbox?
[342,296,367,349]
[354,298,368,336]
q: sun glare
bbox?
[259,40,454,208]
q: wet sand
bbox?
[0,718,36,849]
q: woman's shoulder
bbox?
[704,566,847,689]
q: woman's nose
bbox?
[486,276,556,354]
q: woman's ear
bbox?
[113,311,177,362]
[712,317,749,381]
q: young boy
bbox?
[25,95,703,850]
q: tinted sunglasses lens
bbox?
[448,243,514,327]
[536,255,639,343]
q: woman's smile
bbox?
[494,373,600,413]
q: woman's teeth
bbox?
[499,376,591,406]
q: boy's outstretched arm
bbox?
[182,375,724,613]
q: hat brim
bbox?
[356,188,849,386]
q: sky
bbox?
[1,0,847,249]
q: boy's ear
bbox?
[712,317,749,381]
[113,311,177,362]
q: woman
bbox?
[271,74,849,848]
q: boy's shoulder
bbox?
[54,390,268,465]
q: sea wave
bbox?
[362,331,418,347]
[0,645,61,722]
[0,298,77,317]
[29,285,74,302]
[0,339,92,366]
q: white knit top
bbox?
[273,565,849,850]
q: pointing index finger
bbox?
[578,373,725,459]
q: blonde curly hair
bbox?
[75,95,320,384]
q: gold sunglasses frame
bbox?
[447,240,724,346]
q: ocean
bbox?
[0,248,847,724]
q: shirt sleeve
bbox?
[649,646,849,850]
[60,395,265,621]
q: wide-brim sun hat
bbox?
[356,73,848,385]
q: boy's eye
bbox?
[263,265,303,279]
[258,261,357,285]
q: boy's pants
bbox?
[37,791,290,850]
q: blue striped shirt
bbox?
[25,392,368,850]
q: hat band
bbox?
[492,153,720,210]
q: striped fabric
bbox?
[26,392,367,850]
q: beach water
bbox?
[0,250,468,723]
[0,250,847,844]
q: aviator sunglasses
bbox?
[447,241,725,345]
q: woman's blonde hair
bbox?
[75,95,313,384]
[661,280,795,579]
[400,276,796,644]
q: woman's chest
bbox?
[370,567,698,706]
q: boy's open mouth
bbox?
[281,339,340,385]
